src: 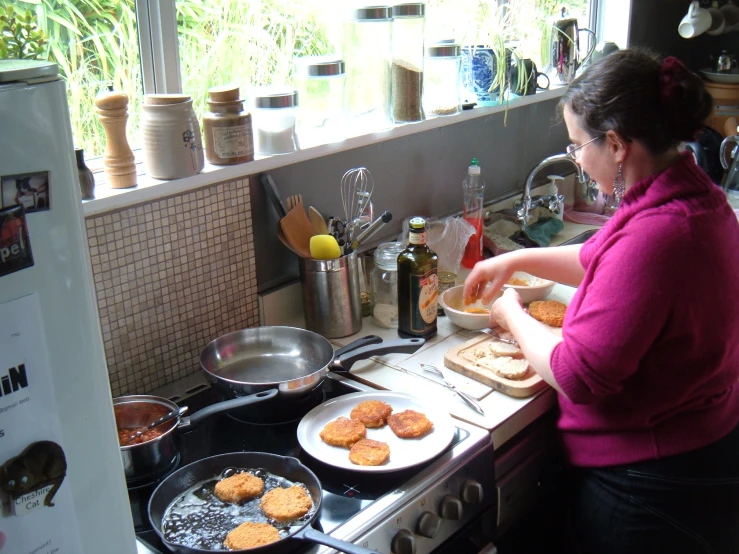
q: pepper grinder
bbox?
[94,89,137,189]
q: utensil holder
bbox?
[300,252,361,338]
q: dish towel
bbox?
[523,217,564,247]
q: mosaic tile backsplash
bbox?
[84,178,258,397]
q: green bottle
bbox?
[397,217,438,338]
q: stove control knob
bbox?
[461,480,484,504]
[391,529,416,554]
[416,511,442,538]
[440,494,464,520]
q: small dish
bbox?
[439,285,502,330]
[502,271,555,303]
[700,70,739,85]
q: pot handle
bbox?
[297,526,381,554]
[334,335,383,358]
[179,388,279,430]
[331,338,425,372]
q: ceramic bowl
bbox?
[502,271,555,303]
[439,285,502,330]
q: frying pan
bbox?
[200,327,424,399]
[148,452,380,554]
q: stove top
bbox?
[133,374,493,554]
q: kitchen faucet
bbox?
[485,153,588,230]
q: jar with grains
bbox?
[203,85,254,165]
[391,3,425,123]
[342,6,392,136]
[423,43,462,118]
[371,242,406,328]
[295,56,347,148]
[141,94,204,180]
[251,87,300,156]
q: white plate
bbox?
[297,391,456,473]
[700,70,739,84]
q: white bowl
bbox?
[439,285,502,330]
[502,271,555,303]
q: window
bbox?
[1,0,593,161]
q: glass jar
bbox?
[424,43,462,118]
[295,56,347,148]
[203,85,254,165]
[371,242,405,328]
[391,3,425,123]
[342,6,392,136]
[251,87,300,156]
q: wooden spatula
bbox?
[308,206,328,236]
[280,205,313,258]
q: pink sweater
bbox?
[551,153,739,467]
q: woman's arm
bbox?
[464,244,585,304]
[491,289,566,397]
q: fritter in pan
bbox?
[224,522,280,550]
[319,416,366,448]
[349,439,390,466]
[387,410,433,439]
[214,472,265,504]
[260,485,313,522]
[350,400,393,428]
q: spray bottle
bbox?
[461,158,485,268]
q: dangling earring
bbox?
[613,164,625,204]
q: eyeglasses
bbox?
[566,133,606,160]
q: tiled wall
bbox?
[84,178,258,397]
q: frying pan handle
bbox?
[334,335,383,357]
[180,389,278,430]
[332,338,425,372]
[297,527,381,554]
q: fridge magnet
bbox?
[1,440,67,516]
[0,205,34,277]
[0,171,50,213]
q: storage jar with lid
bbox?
[251,87,300,156]
[141,94,204,180]
[391,3,425,123]
[294,56,347,148]
[423,43,462,117]
[371,242,406,328]
[203,85,254,165]
[342,6,393,135]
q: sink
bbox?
[559,228,598,246]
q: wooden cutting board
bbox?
[444,331,552,398]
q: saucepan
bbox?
[114,390,277,481]
[200,326,424,399]
[148,451,379,554]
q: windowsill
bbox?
[82,87,566,217]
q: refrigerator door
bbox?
[0,66,136,552]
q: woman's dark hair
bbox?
[558,49,713,155]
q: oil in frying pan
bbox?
[161,467,316,550]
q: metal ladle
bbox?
[120,406,189,446]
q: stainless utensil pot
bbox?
[200,326,423,399]
[114,390,278,480]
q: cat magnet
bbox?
[1,440,67,516]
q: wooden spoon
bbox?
[280,205,313,258]
[308,206,328,236]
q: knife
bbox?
[387,365,485,416]
[480,328,519,346]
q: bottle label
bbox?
[213,124,253,158]
[409,231,426,245]
[411,270,438,331]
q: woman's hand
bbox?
[490,288,525,330]
[463,256,515,305]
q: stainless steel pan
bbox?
[200,327,423,399]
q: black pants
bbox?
[568,423,739,554]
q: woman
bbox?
[464,50,739,553]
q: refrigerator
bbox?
[0,60,136,553]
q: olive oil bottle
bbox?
[397,217,438,338]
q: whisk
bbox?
[341,167,375,249]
